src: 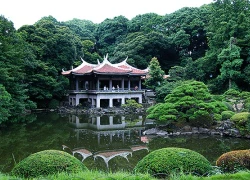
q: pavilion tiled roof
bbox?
[93,64,131,74]
[114,59,148,75]
[62,55,148,76]
[61,58,97,75]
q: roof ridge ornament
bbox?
[80,57,96,66]
[104,53,108,61]
[80,57,85,63]
[101,53,112,65]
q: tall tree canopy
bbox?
[203,0,250,92]
[95,16,129,57]
[217,37,243,89]
[17,16,84,107]
[113,31,172,69]
[0,15,36,123]
[64,18,96,41]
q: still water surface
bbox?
[0,112,250,173]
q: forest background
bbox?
[0,0,249,124]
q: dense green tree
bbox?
[144,57,165,90]
[168,66,186,81]
[163,7,209,64]
[0,15,36,122]
[147,80,228,127]
[167,60,205,82]
[64,18,96,41]
[113,31,173,70]
[171,29,190,52]
[123,12,190,71]
[79,40,101,64]
[19,16,83,70]
[206,0,250,53]
[0,84,11,123]
[127,13,164,33]
[95,16,129,57]
[121,7,209,73]
[155,80,183,103]
[22,57,69,107]
[184,58,206,81]
[17,16,83,107]
[156,61,206,104]
[204,0,250,92]
[217,38,243,89]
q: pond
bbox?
[0,112,250,173]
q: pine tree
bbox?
[144,57,165,90]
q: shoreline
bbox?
[143,122,250,139]
[33,106,250,139]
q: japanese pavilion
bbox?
[62,54,148,108]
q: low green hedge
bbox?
[134,147,212,178]
[11,150,88,178]
[216,149,250,172]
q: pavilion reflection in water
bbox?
[66,114,149,168]
[69,114,146,143]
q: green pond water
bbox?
[0,112,249,173]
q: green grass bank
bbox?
[1,170,250,180]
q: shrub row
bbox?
[11,148,250,179]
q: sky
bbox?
[0,0,214,29]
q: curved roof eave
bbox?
[72,72,93,76]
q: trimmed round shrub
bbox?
[221,111,235,120]
[11,150,88,178]
[134,147,212,177]
[230,112,250,134]
[216,150,250,172]
[231,112,250,124]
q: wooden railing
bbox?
[68,89,145,94]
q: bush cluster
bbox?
[216,149,250,172]
[230,112,250,135]
[134,147,212,177]
[121,99,143,111]
[221,110,235,120]
[11,150,88,178]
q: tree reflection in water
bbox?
[1,112,250,173]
